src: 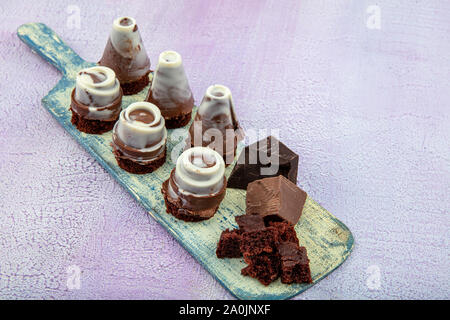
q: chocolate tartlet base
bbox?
[162,193,215,222]
[70,107,118,134]
[113,148,166,174]
[164,112,192,129]
[161,179,224,222]
[120,72,150,95]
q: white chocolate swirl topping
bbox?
[114,102,167,151]
[198,84,235,119]
[150,51,193,111]
[75,66,120,108]
[110,16,150,78]
[189,84,241,163]
[174,147,225,196]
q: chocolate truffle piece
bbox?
[246,176,307,225]
[188,85,244,165]
[278,242,312,284]
[99,17,150,95]
[112,102,167,174]
[216,229,242,258]
[268,221,299,244]
[227,136,299,189]
[145,51,194,128]
[70,66,122,134]
[235,215,265,232]
[161,147,227,222]
[239,227,279,261]
[241,253,280,286]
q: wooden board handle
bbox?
[17,23,85,76]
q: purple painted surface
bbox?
[0,0,449,299]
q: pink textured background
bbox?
[0,0,449,299]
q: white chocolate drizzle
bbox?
[110,16,149,78]
[114,102,167,151]
[198,84,235,120]
[172,147,225,196]
[74,66,121,119]
[150,51,193,109]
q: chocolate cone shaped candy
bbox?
[70,66,123,134]
[99,17,150,95]
[162,147,227,222]
[145,50,194,128]
[188,85,243,165]
[112,102,167,174]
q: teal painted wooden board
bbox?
[17,23,354,300]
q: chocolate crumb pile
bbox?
[216,214,312,286]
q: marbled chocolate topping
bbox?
[128,109,155,124]
[145,50,194,119]
[71,66,122,121]
[188,85,243,164]
[80,71,105,83]
[112,102,167,163]
[189,153,216,168]
[119,17,133,26]
[162,147,226,216]
[99,16,150,83]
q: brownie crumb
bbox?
[240,227,279,261]
[216,229,242,258]
[241,253,280,286]
[215,215,311,286]
[278,242,312,284]
[268,221,299,244]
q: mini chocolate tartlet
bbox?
[188,85,243,165]
[112,102,167,174]
[70,66,122,134]
[162,147,227,222]
[145,50,194,128]
[99,16,151,95]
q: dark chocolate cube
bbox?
[246,175,307,225]
[227,136,299,190]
